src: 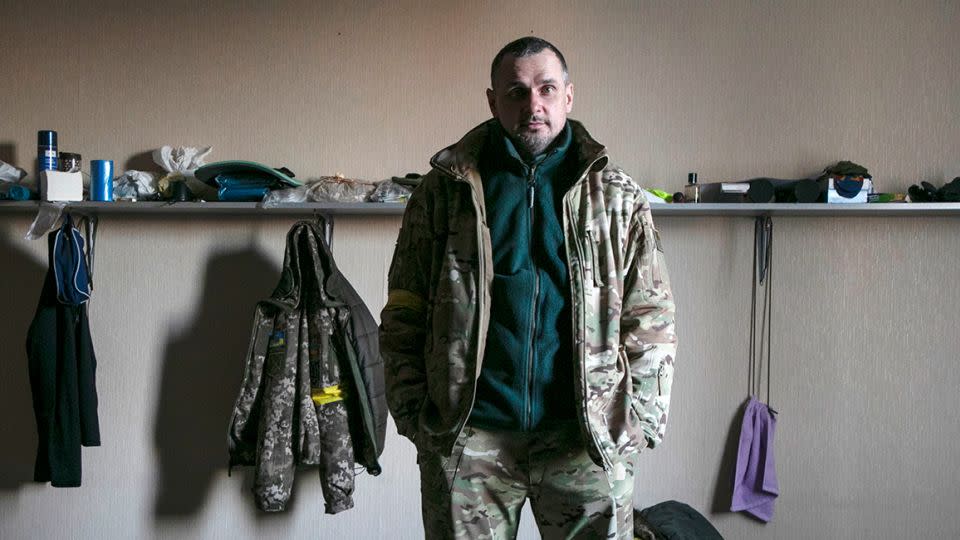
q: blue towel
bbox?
[214,173,276,201]
[218,186,271,201]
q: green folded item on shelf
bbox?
[820,160,871,179]
[392,173,423,188]
[194,160,301,188]
[867,193,906,203]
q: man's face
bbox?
[487,50,574,156]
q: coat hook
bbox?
[312,210,334,248]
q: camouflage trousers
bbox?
[418,423,635,539]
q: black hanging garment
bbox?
[26,214,100,487]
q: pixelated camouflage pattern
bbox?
[313,307,356,514]
[228,304,356,513]
[380,119,676,474]
[229,222,372,513]
[419,424,635,539]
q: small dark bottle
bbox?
[683,172,700,203]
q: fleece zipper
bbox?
[524,164,540,431]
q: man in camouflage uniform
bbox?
[380,37,676,539]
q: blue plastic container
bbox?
[90,160,114,201]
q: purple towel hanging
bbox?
[731,396,779,522]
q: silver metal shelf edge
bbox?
[2,201,960,217]
[0,201,408,215]
[650,202,960,217]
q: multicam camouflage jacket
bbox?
[229,220,387,513]
[380,119,677,474]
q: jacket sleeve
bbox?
[379,181,435,444]
[316,309,356,514]
[255,311,299,511]
[622,193,677,449]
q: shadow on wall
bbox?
[152,245,279,518]
[710,404,744,514]
[0,142,16,165]
[0,224,47,489]
[124,150,163,174]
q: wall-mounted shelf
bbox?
[649,202,960,217]
[0,201,407,216]
[1,201,960,217]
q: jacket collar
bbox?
[430,118,609,183]
[487,119,573,172]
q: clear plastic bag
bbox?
[367,179,412,203]
[305,175,375,202]
[152,145,215,200]
[261,185,309,207]
[113,170,157,201]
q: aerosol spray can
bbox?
[38,130,59,172]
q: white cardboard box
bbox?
[40,170,83,201]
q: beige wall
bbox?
[1,1,958,539]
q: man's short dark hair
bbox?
[490,37,569,87]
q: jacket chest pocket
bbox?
[584,225,605,288]
[431,256,477,341]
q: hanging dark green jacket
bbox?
[228,219,386,512]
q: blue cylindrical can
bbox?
[38,130,58,171]
[90,159,114,202]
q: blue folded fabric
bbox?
[2,184,33,200]
[218,186,271,201]
[214,174,276,190]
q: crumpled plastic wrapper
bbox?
[261,174,381,206]
[0,160,27,183]
[0,160,33,200]
[367,178,412,203]
[305,174,375,202]
[113,170,158,201]
[152,145,214,200]
[25,202,66,240]
[261,185,309,207]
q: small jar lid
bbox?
[59,152,82,161]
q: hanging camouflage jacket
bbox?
[380,119,677,473]
[229,220,387,512]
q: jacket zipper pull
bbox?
[527,165,537,209]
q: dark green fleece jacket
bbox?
[467,121,578,431]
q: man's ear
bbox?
[565,83,574,114]
[486,88,497,117]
